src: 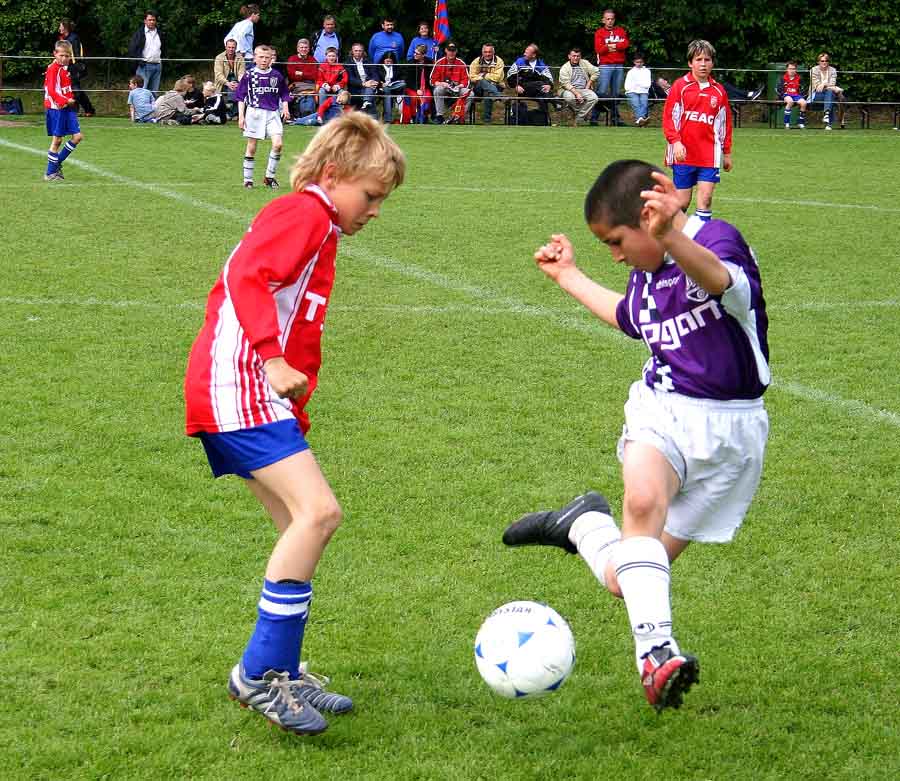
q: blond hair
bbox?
[290,112,406,193]
[686,39,716,63]
[54,40,73,55]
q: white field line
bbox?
[3,296,897,315]
[409,184,900,214]
[2,137,897,427]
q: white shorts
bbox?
[243,107,283,140]
[616,380,769,543]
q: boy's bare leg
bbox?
[675,186,694,212]
[695,181,716,218]
[247,449,341,582]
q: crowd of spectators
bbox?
[55,7,850,129]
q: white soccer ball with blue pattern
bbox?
[474,601,575,698]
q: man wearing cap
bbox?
[429,42,472,124]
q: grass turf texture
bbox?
[1,119,899,780]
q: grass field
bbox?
[1,117,899,780]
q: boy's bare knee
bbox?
[623,486,666,532]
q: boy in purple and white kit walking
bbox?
[504,159,769,712]
[237,44,291,188]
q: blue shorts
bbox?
[672,164,720,189]
[198,419,310,479]
[46,108,80,138]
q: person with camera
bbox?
[429,42,472,124]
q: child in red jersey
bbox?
[662,39,732,222]
[43,40,84,181]
[779,61,807,130]
[184,112,405,736]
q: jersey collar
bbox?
[304,184,341,225]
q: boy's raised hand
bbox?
[640,172,682,239]
[264,357,309,399]
[534,233,576,280]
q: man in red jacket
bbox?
[592,9,629,126]
[430,42,472,124]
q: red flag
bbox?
[433,0,450,45]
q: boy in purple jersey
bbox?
[503,159,769,712]
[236,45,291,188]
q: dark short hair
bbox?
[131,74,145,86]
[584,159,664,228]
[569,47,582,55]
[786,59,797,66]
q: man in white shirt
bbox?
[128,12,164,94]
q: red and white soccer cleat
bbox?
[641,644,699,712]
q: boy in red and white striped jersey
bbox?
[43,40,84,181]
[662,40,732,222]
[184,112,405,736]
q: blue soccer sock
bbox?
[46,151,60,175]
[241,578,311,680]
[57,140,77,165]
[695,208,712,222]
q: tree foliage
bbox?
[1,0,897,99]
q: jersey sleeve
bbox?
[662,79,682,143]
[720,88,733,154]
[44,63,69,106]
[278,72,290,102]
[225,199,333,361]
[615,277,642,339]
[235,72,250,102]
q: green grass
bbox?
[1,118,899,780]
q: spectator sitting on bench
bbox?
[778,61,807,129]
[559,47,599,126]
[469,43,506,124]
[810,52,845,130]
[345,42,380,114]
[507,43,555,124]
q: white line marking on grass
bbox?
[0,138,252,222]
[3,138,896,428]
[408,184,900,214]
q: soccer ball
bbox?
[474,601,575,698]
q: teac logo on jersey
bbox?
[684,110,715,125]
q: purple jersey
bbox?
[615,216,770,400]
[235,67,290,110]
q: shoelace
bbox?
[263,671,305,715]
[297,663,331,691]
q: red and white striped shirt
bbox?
[44,61,73,109]
[663,74,732,169]
[184,186,340,435]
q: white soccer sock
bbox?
[611,536,679,672]
[243,155,255,183]
[265,151,281,179]
[569,510,621,589]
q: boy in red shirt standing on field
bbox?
[184,113,405,736]
[43,40,84,181]
[662,40,732,221]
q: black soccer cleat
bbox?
[502,491,611,554]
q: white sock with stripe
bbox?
[265,151,281,179]
[569,510,621,589]
[243,155,255,183]
[611,536,678,672]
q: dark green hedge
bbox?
[1,0,897,100]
